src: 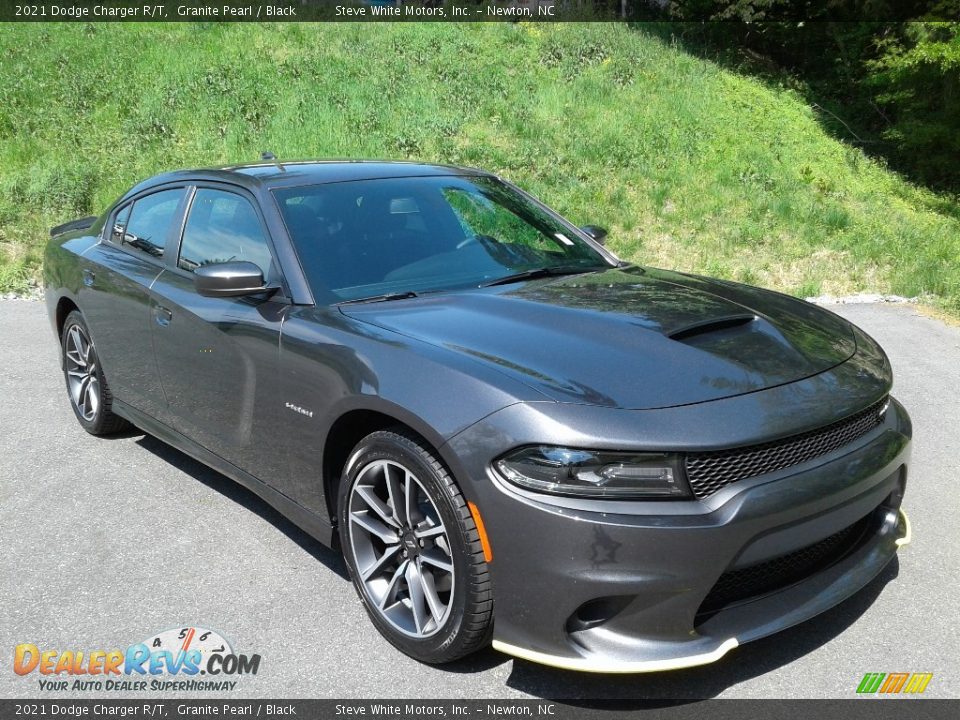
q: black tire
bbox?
[61,310,130,436]
[338,429,493,664]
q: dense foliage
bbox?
[656,2,960,190]
[869,22,960,188]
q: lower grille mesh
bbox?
[685,397,888,499]
[696,514,873,618]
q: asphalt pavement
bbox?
[1,299,957,700]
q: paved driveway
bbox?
[0,300,956,699]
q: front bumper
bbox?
[445,396,911,672]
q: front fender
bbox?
[277,307,540,519]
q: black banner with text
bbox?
[1,0,958,23]
[1,700,959,720]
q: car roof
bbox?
[125,160,494,198]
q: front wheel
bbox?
[338,429,493,663]
[61,310,129,436]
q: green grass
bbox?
[1,22,958,311]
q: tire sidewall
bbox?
[338,434,474,661]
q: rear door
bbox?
[149,184,290,481]
[79,186,188,419]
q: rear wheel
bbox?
[61,310,129,435]
[338,429,493,663]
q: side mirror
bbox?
[194,261,272,298]
[580,225,608,246]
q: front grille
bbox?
[684,397,888,499]
[696,513,873,619]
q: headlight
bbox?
[494,446,690,499]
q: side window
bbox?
[122,189,186,259]
[110,203,132,245]
[179,189,273,276]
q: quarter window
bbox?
[179,189,273,276]
[110,203,132,245]
[121,189,185,259]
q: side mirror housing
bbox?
[580,225,608,245]
[193,261,272,298]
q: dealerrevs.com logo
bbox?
[13,627,261,692]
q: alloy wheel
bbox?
[64,324,100,422]
[347,460,455,638]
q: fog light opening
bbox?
[566,595,634,634]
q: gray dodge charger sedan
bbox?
[44,160,911,672]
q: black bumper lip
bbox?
[448,398,911,672]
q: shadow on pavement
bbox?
[132,431,350,581]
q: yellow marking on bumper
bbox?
[895,507,911,547]
[491,637,739,674]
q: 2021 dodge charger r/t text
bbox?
[44,160,912,672]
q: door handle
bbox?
[154,305,173,327]
[82,269,95,287]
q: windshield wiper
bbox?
[338,291,419,305]
[480,266,605,288]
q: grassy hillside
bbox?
[1,22,958,312]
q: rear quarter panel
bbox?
[43,230,102,341]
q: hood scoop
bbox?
[667,314,757,342]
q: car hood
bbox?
[339,266,858,409]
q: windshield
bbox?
[273,176,611,301]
